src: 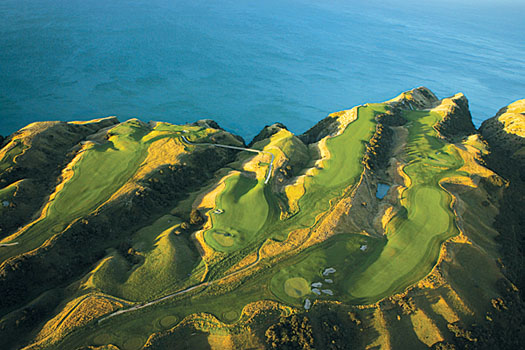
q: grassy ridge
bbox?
[270,104,385,240]
[0,121,151,262]
[0,121,211,263]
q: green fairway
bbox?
[269,105,385,240]
[269,109,465,306]
[204,174,273,252]
[345,110,463,303]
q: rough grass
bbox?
[84,214,201,301]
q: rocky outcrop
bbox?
[249,122,288,146]
[388,86,439,110]
[299,115,340,144]
[480,99,525,162]
[433,93,476,140]
[190,119,223,130]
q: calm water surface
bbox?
[1,0,524,139]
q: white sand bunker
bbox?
[322,267,336,276]
[304,298,311,310]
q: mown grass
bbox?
[29,104,473,348]
[346,110,464,304]
[204,175,273,252]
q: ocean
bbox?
[1,0,524,140]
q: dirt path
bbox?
[0,242,19,247]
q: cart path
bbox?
[181,135,275,184]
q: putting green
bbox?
[270,234,380,305]
[123,337,144,350]
[93,333,112,345]
[284,277,310,298]
[222,310,239,322]
[211,232,235,247]
[160,315,179,328]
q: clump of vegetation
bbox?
[362,121,394,173]
[265,314,314,350]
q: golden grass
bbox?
[431,93,465,118]
[430,296,460,324]
[366,308,392,350]
[332,107,358,134]
[225,251,258,274]
[0,142,91,244]
[29,295,123,349]
[82,256,115,290]
[260,227,311,260]
[409,309,444,347]
[207,334,235,349]
[192,177,228,210]
[68,117,118,125]
[453,144,496,179]
[496,99,525,137]
[104,137,186,202]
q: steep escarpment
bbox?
[433,93,476,140]
[475,100,525,348]
[480,99,525,171]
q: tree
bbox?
[189,209,204,226]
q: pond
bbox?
[376,184,390,199]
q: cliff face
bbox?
[480,99,525,163]
[433,93,477,140]
[479,100,525,311]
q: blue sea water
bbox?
[1,0,524,140]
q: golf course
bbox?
[1,87,517,350]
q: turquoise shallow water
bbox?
[1,0,524,139]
